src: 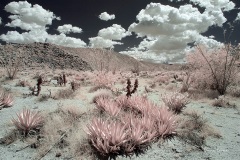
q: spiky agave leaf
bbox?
[12,108,43,135]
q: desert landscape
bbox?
[0,42,240,160]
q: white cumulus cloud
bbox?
[0,30,86,48]
[1,1,86,48]
[89,24,130,48]
[99,12,115,21]
[235,12,240,21]
[57,24,82,34]
[190,0,235,11]
[4,1,60,31]
[89,36,122,48]
[98,24,131,40]
[0,17,2,25]
[125,2,233,63]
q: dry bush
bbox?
[153,75,170,85]
[211,95,235,108]
[92,71,117,88]
[54,88,76,99]
[1,55,22,80]
[91,89,113,103]
[89,85,112,93]
[0,130,20,145]
[228,87,240,97]
[187,44,239,95]
[15,80,31,87]
[178,111,221,150]
[162,92,189,114]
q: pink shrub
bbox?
[92,71,117,88]
[186,44,239,95]
[162,92,189,114]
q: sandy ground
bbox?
[0,68,240,160]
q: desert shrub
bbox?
[54,88,76,99]
[228,87,240,97]
[187,44,239,95]
[0,88,14,109]
[92,71,117,88]
[162,92,189,114]
[178,111,221,150]
[92,89,113,103]
[16,80,31,87]
[211,95,235,108]
[12,108,44,136]
[1,56,22,80]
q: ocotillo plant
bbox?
[36,76,43,96]
[63,73,67,86]
[126,79,138,97]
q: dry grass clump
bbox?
[15,80,31,87]
[228,87,240,97]
[153,74,170,85]
[211,95,235,108]
[54,88,76,99]
[36,106,86,159]
[91,89,113,103]
[162,92,189,114]
[177,111,221,150]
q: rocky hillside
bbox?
[0,43,92,71]
[0,42,164,72]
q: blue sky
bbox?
[0,0,240,63]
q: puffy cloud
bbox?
[0,30,86,48]
[89,24,130,48]
[0,17,2,25]
[235,12,240,21]
[57,24,82,34]
[4,1,60,31]
[190,0,235,11]
[98,24,131,40]
[99,12,115,21]
[1,1,86,48]
[125,2,232,62]
[89,36,122,48]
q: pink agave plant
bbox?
[125,113,157,147]
[153,106,178,138]
[85,118,129,155]
[12,108,44,135]
[0,91,14,109]
[95,97,121,116]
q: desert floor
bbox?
[0,67,240,160]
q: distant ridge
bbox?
[0,42,164,71]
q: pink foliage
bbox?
[12,108,43,135]
[162,92,189,114]
[92,71,117,87]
